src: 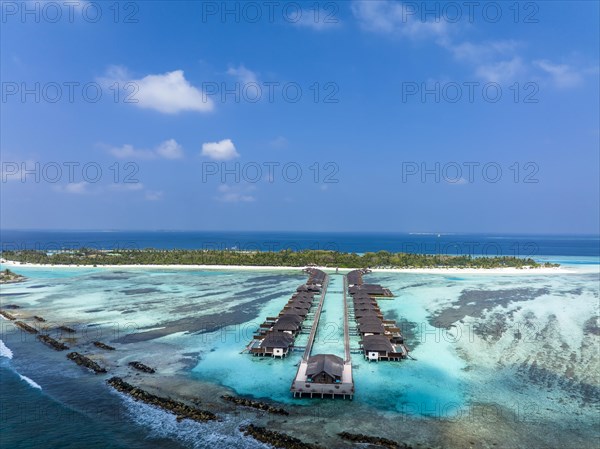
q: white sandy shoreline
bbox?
[0,259,574,275]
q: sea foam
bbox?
[19,374,42,390]
[0,339,13,359]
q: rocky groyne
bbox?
[128,361,155,373]
[240,424,324,449]
[0,310,17,320]
[15,321,38,334]
[338,432,414,449]
[93,341,115,350]
[38,334,69,351]
[106,377,218,422]
[221,395,289,415]
[66,352,107,374]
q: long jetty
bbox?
[300,274,329,362]
[290,272,354,400]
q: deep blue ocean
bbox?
[1,230,599,258]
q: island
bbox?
[0,268,26,284]
[0,249,559,269]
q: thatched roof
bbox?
[362,334,394,352]
[306,354,344,378]
[260,332,294,349]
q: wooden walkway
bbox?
[301,273,329,362]
[343,275,351,364]
[291,273,354,399]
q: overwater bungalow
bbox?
[361,335,407,361]
[297,284,321,293]
[358,321,386,335]
[282,306,310,318]
[272,314,303,334]
[287,297,313,307]
[251,332,294,357]
[353,302,381,311]
[349,284,393,297]
[306,354,344,384]
[354,309,383,319]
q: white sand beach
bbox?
[0,258,575,275]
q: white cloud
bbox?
[269,136,288,149]
[227,65,258,84]
[351,0,447,39]
[201,139,240,161]
[109,183,144,192]
[475,57,525,83]
[442,40,520,62]
[145,190,164,201]
[155,139,184,159]
[215,184,255,203]
[533,60,583,88]
[100,67,214,114]
[108,139,184,160]
[60,182,91,194]
[446,177,468,185]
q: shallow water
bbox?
[1,257,599,448]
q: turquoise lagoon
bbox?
[1,256,599,448]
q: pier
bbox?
[290,273,354,399]
[246,267,409,400]
[246,268,325,357]
[347,269,409,362]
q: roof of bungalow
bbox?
[289,295,314,302]
[354,309,383,319]
[292,293,313,299]
[358,321,386,334]
[287,298,312,305]
[273,321,301,332]
[297,284,321,292]
[306,354,344,378]
[283,307,309,317]
[349,284,393,296]
[362,335,394,352]
[286,303,311,312]
[278,312,304,322]
[353,302,380,310]
[347,270,363,286]
[357,316,385,325]
[260,332,294,349]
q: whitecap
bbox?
[19,374,42,390]
[116,393,268,449]
[0,339,13,359]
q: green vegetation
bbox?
[1,249,559,269]
[0,268,26,284]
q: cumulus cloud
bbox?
[201,139,240,161]
[155,139,184,159]
[108,139,184,160]
[100,66,214,114]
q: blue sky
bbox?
[1,1,599,233]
